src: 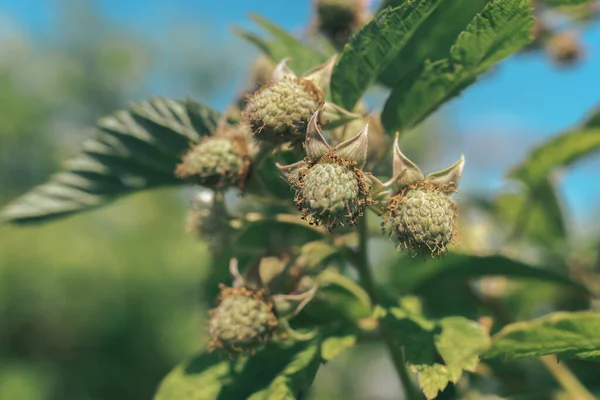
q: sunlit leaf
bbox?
[321,331,357,361]
[0,97,218,224]
[413,364,452,400]
[483,311,600,360]
[329,0,444,110]
[434,317,491,382]
[382,0,533,132]
[378,0,491,88]
[386,300,490,399]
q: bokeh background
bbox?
[0,1,599,399]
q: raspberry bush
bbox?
[3,0,600,399]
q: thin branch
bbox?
[354,214,423,400]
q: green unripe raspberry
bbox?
[244,77,323,144]
[209,286,278,354]
[294,155,371,230]
[176,136,249,188]
[386,186,456,256]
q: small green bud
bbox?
[385,184,456,256]
[244,77,323,144]
[175,130,251,189]
[208,285,278,355]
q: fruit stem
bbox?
[355,214,423,400]
[539,355,595,400]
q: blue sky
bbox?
[2,0,600,235]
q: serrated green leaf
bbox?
[378,0,491,88]
[154,339,321,400]
[412,364,452,400]
[0,97,218,225]
[386,302,490,399]
[382,0,533,132]
[435,317,491,382]
[329,0,444,110]
[391,253,584,295]
[509,128,600,186]
[234,14,328,76]
[388,305,437,366]
[495,179,567,247]
[483,311,600,360]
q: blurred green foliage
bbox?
[0,2,232,399]
[0,190,207,400]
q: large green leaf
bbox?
[509,128,600,186]
[391,253,584,295]
[378,0,491,88]
[0,97,218,224]
[234,14,328,76]
[382,0,533,132]
[385,299,490,399]
[329,0,443,110]
[494,179,567,247]
[483,311,600,361]
[154,339,321,400]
